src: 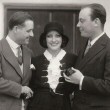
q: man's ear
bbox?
[94,18,100,26]
[13,26,18,33]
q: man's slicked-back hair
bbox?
[8,11,33,30]
[83,3,106,26]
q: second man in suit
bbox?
[64,3,110,110]
[0,11,34,110]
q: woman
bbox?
[28,22,77,110]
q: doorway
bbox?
[4,4,86,56]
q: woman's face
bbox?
[46,30,62,51]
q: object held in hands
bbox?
[20,93,27,100]
[65,67,75,76]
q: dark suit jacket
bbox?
[72,34,110,110]
[0,39,32,110]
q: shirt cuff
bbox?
[79,76,84,90]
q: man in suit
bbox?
[0,11,34,110]
[64,3,110,110]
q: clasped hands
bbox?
[21,86,33,100]
[63,67,84,85]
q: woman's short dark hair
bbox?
[39,22,69,48]
[8,11,33,30]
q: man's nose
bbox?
[30,31,34,37]
[77,22,80,27]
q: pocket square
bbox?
[30,64,35,70]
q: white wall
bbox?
[0,0,110,39]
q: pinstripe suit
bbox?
[0,38,32,110]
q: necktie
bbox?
[17,46,23,65]
[84,40,91,55]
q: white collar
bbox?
[44,49,66,61]
[6,36,20,49]
[90,32,105,46]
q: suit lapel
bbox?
[76,34,108,70]
[1,39,23,78]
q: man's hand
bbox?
[21,86,33,99]
[64,67,84,84]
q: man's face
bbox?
[77,8,95,38]
[16,20,34,45]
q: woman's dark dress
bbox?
[28,53,77,110]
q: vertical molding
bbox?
[72,13,76,54]
[49,12,52,22]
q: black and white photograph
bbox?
[0,0,110,110]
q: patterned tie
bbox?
[17,46,23,65]
[84,40,91,55]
